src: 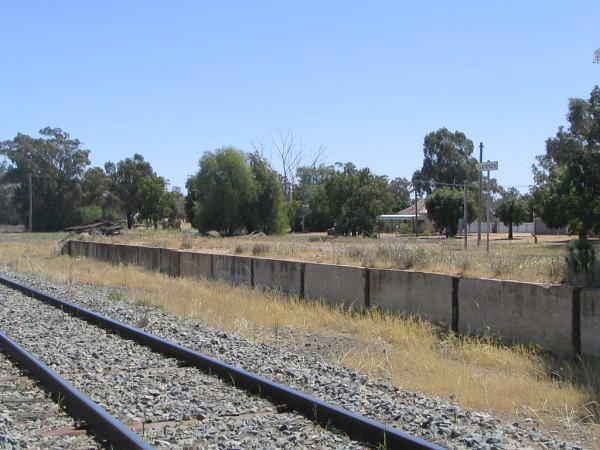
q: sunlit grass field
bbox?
[90,226,574,283]
[0,231,598,441]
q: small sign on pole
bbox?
[476,161,498,171]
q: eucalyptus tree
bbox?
[0,127,90,230]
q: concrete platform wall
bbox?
[581,289,600,358]
[137,246,160,272]
[253,257,303,296]
[459,278,574,353]
[160,248,181,277]
[70,240,84,258]
[303,262,366,309]
[180,252,213,279]
[94,242,107,262]
[116,243,133,266]
[66,240,599,356]
[212,254,252,286]
[370,269,454,328]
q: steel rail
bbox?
[0,330,153,450]
[0,274,445,450]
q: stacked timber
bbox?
[64,220,124,236]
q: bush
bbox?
[71,205,103,225]
[398,223,412,235]
[179,235,192,249]
[252,243,270,256]
[565,238,597,285]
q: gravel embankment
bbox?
[0,351,100,449]
[0,266,590,449]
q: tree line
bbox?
[0,128,183,231]
[0,84,598,239]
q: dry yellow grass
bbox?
[86,228,575,284]
[1,232,599,436]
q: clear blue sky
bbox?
[1,1,598,192]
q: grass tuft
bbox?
[252,243,270,256]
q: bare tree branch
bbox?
[250,137,271,162]
[271,130,304,200]
[308,143,327,169]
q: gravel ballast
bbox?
[0,351,100,449]
[0,266,592,449]
[0,276,369,449]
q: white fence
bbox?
[465,222,535,233]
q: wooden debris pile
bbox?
[64,220,124,236]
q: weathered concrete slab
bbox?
[109,244,121,264]
[581,289,600,358]
[304,262,366,309]
[370,269,453,327]
[213,254,252,285]
[459,278,574,354]
[159,248,180,277]
[60,240,71,256]
[81,241,90,258]
[96,242,112,263]
[86,241,98,259]
[121,244,140,266]
[180,252,213,279]
[253,257,303,296]
[138,246,160,272]
[106,243,118,264]
[111,244,127,265]
[92,241,103,260]
[71,240,84,258]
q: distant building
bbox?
[378,199,435,233]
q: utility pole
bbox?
[28,173,32,232]
[475,160,499,254]
[477,142,483,246]
[414,189,418,237]
[463,181,468,250]
[486,169,490,253]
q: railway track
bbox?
[0,347,103,449]
[0,274,442,450]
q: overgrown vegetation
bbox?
[565,238,599,286]
[85,228,574,284]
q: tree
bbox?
[247,152,282,234]
[139,176,173,229]
[386,177,411,212]
[78,166,121,221]
[169,186,186,221]
[108,154,155,229]
[325,163,390,236]
[0,161,19,225]
[0,127,90,231]
[495,188,529,239]
[185,147,256,236]
[425,186,476,237]
[412,128,478,194]
[294,164,336,231]
[532,86,600,239]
